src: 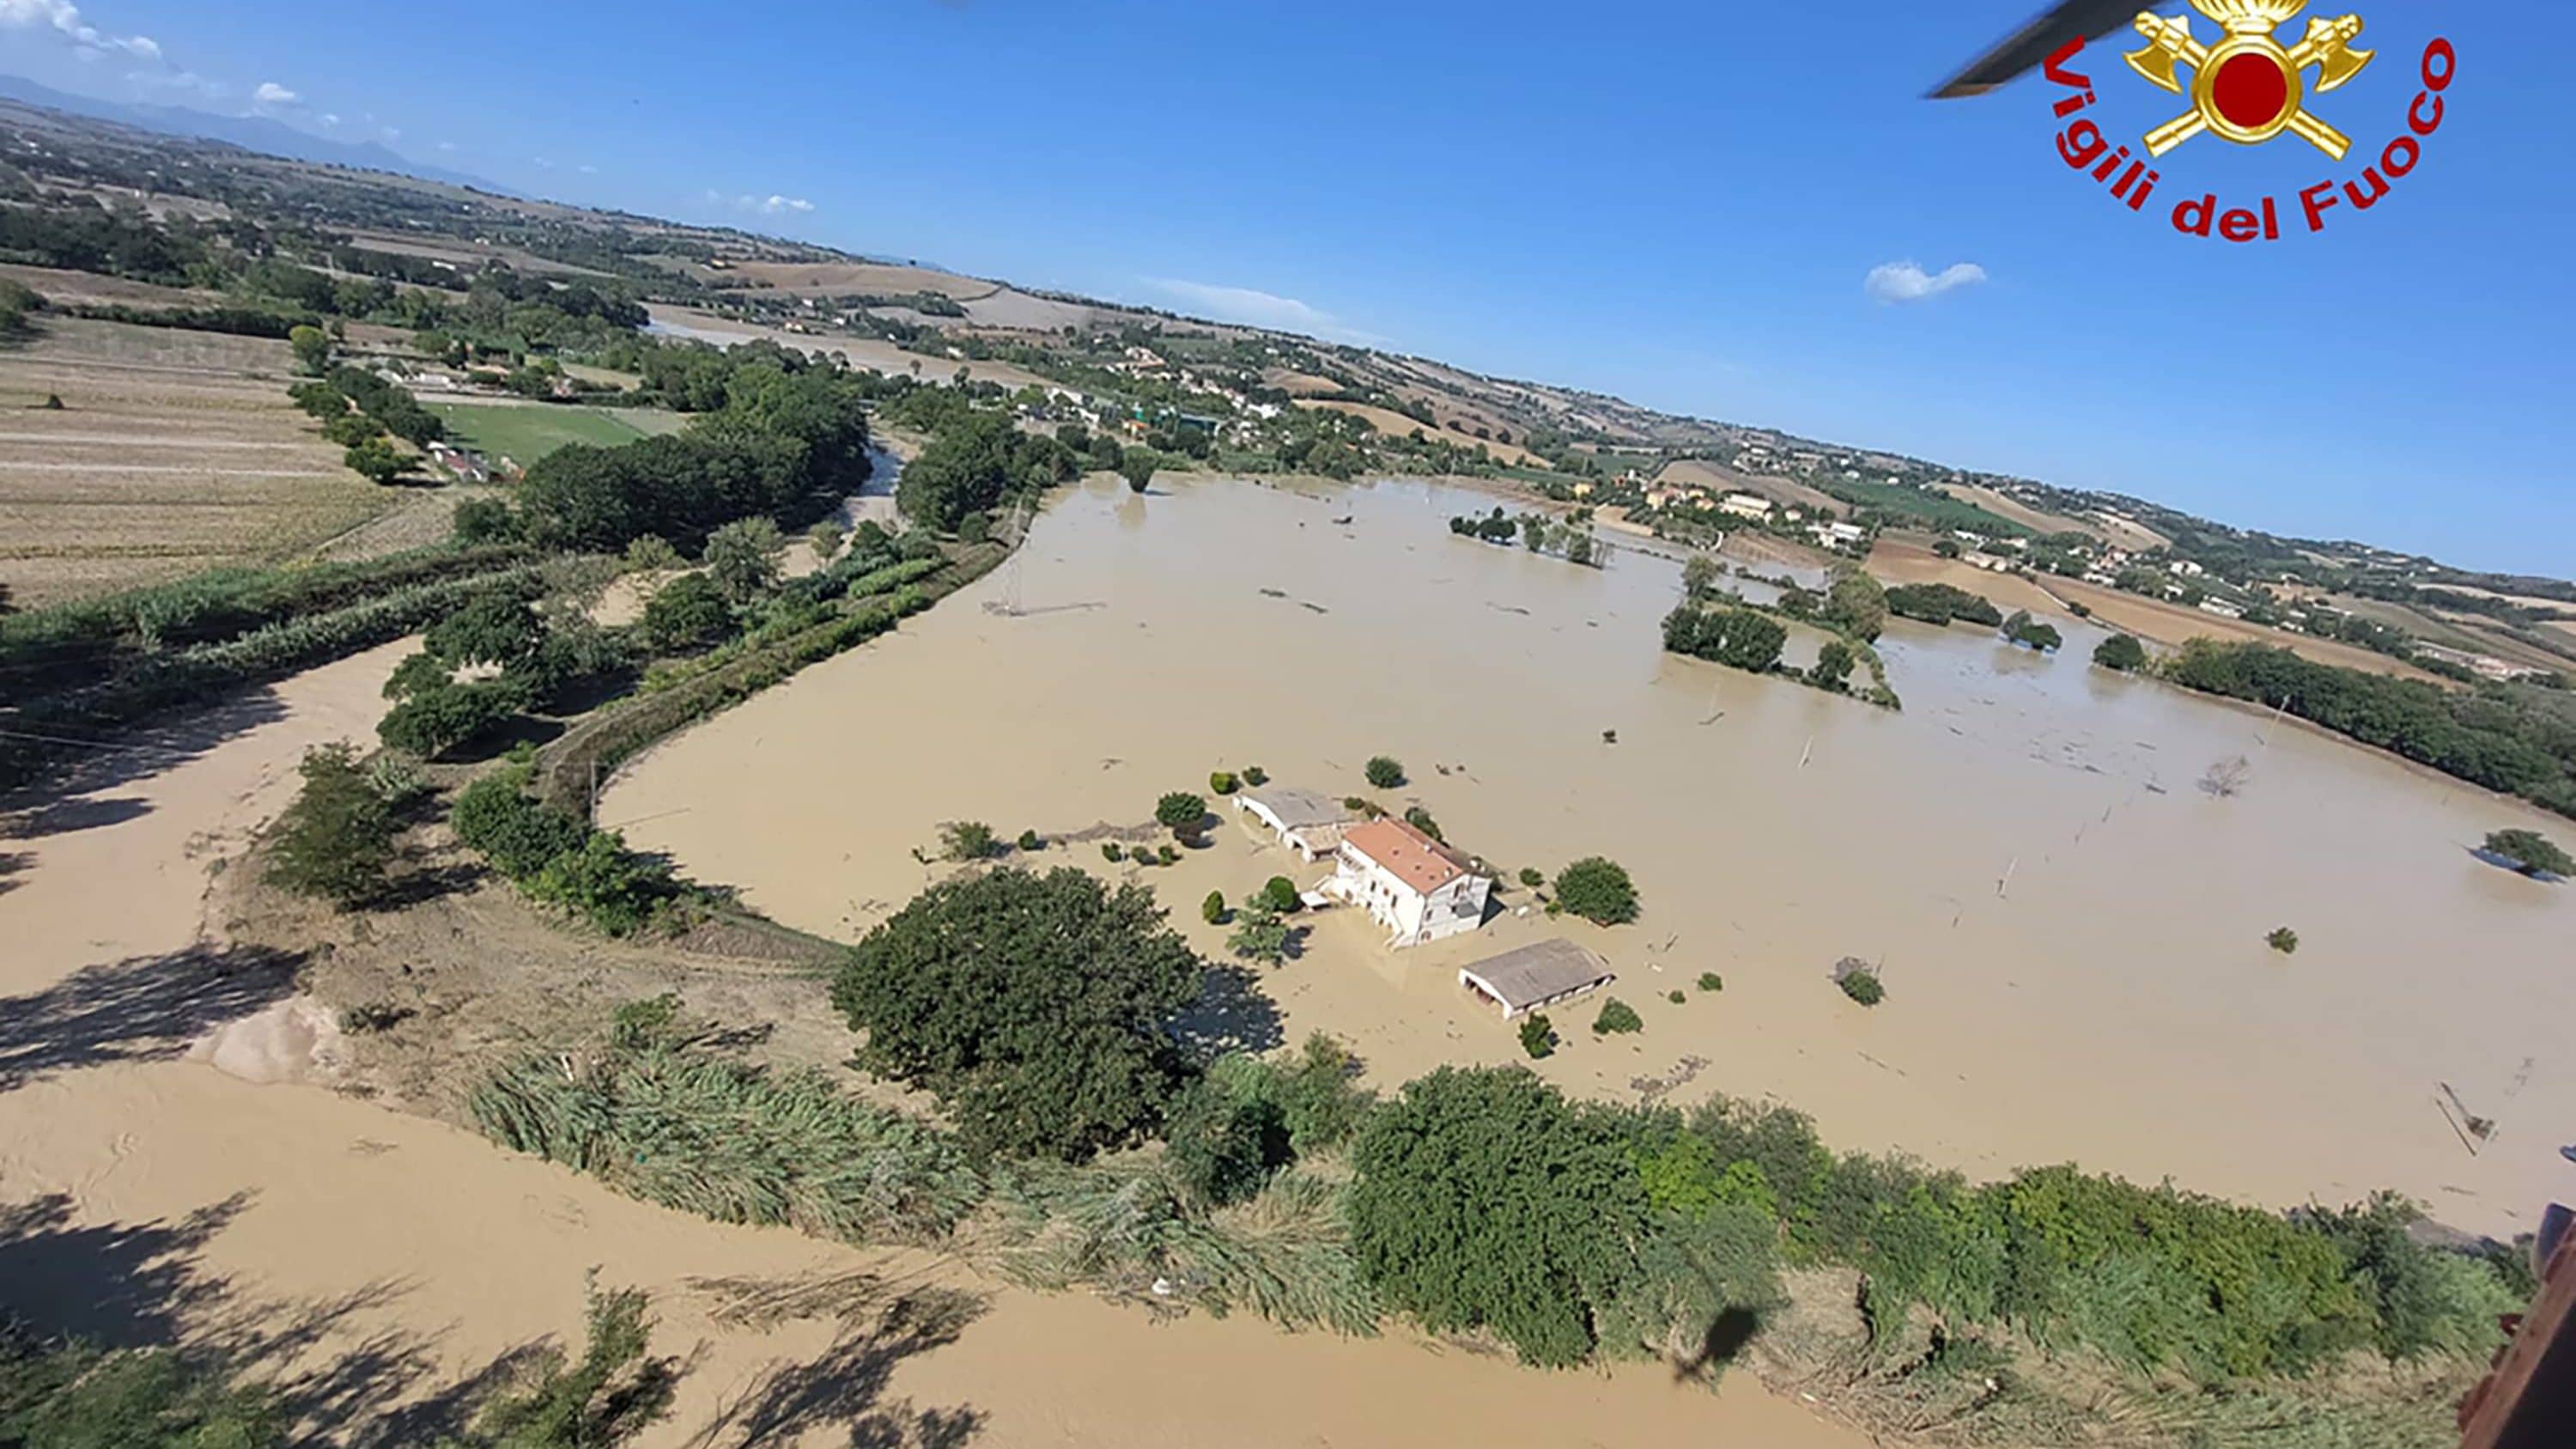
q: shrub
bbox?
[378,679,522,758]
[1364,756,1406,789]
[1164,1073,1291,1207]
[1342,795,1384,817]
[424,592,541,667]
[702,516,785,604]
[831,868,1204,1160]
[452,496,521,545]
[624,534,683,572]
[343,436,405,484]
[267,743,393,907]
[1156,790,1208,836]
[1553,857,1638,925]
[1697,971,1723,993]
[941,820,1001,861]
[1209,770,1239,795]
[1668,989,1686,1005]
[807,521,845,561]
[1261,875,1301,914]
[1203,889,1230,924]
[2483,828,2573,878]
[1591,999,1643,1035]
[2267,926,2300,954]
[1517,867,1545,888]
[1401,805,1443,842]
[1157,843,1179,866]
[641,573,732,651]
[451,770,587,879]
[526,831,676,938]
[1834,960,1885,1006]
[1518,1014,1554,1059]
[1242,764,1268,786]
[1102,842,1123,862]
[1017,828,1043,852]
[1229,904,1290,965]
[2093,632,2149,672]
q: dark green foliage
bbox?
[1202,889,1229,925]
[1228,904,1290,965]
[1164,1075,1290,1207]
[379,679,524,758]
[0,1330,283,1449]
[1810,640,1855,691]
[1553,856,1638,925]
[1837,967,1885,1006]
[1242,764,1268,786]
[1209,770,1238,795]
[1156,843,1178,866]
[1517,867,1545,888]
[941,820,1002,861]
[384,648,453,701]
[1102,843,1124,862]
[2267,927,2300,954]
[459,1279,677,1449]
[831,868,1206,1161]
[1518,1014,1554,1058]
[1118,451,1158,493]
[427,593,543,667]
[1662,604,1787,673]
[1400,805,1443,842]
[2093,632,2148,672]
[2161,640,2576,818]
[1822,565,1886,642]
[1261,875,1301,914]
[1591,999,1643,1035]
[701,516,783,605]
[266,743,394,907]
[453,496,523,545]
[1668,989,1686,1005]
[2000,610,2063,652]
[898,410,1073,531]
[1017,828,1043,852]
[640,573,732,652]
[1342,795,1384,817]
[1886,582,2004,628]
[526,831,678,938]
[343,435,405,484]
[1697,972,1723,993]
[1156,790,1207,835]
[2482,828,2573,878]
[1364,756,1405,789]
[2310,1193,2523,1358]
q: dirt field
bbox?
[1292,399,1540,466]
[643,306,1057,392]
[718,259,998,301]
[0,261,231,309]
[1658,457,1842,514]
[1261,367,1342,396]
[1934,484,2172,551]
[0,318,394,605]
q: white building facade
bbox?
[1328,818,1492,948]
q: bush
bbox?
[1667,989,1686,1005]
[641,573,732,652]
[424,592,541,667]
[267,743,394,907]
[1156,790,1207,836]
[1164,1075,1291,1207]
[830,868,1205,1160]
[1364,756,1406,789]
[1401,805,1443,842]
[1157,843,1178,865]
[1835,964,1885,1006]
[1017,828,1043,852]
[624,535,683,572]
[941,820,1001,861]
[1209,770,1239,795]
[2267,926,2300,954]
[2001,609,2063,652]
[1553,857,1638,925]
[2483,828,2573,878]
[2093,632,2149,672]
[1102,843,1124,862]
[1518,1014,1554,1058]
[343,436,405,484]
[1229,903,1290,965]
[378,679,523,758]
[1261,875,1301,914]
[1517,867,1545,888]
[526,831,676,938]
[702,516,784,604]
[452,496,521,545]
[1591,999,1643,1035]
[1697,971,1723,993]
[451,770,586,879]
[1342,795,1384,817]
[1242,764,1268,786]
[1203,889,1230,924]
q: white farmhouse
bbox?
[1328,818,1492,948]
[1718,493,1773,520]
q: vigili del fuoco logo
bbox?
[2045,1,2454,240]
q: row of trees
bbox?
[1884,581,2003,629]
[893,409,1083,533]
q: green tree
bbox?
[1401,805,1443,842]
[1261,875,1301,914]
[452,771,587,880]
[2093,632,2149,672]
[267,742,395,908]
[702,517,783,605]
[1518,1014,1554,1058]
[1591,998,1643,1035]
[940,820,1001,861]
[1163,1072,1291,1206]
[1823,564,1887,642]
[640,573,731,651]
[1209,770,1239,795]
[1835,964,1885,1005]
[1018,828,1043,852]
[1810,640,1855,691]
[453,1278,676,1448]
[806,521,845,561]
[1697,971,1723,993]
[2267,927,2300,954]
[378,680,522,758]
[289,323,331,374]
[830,868,1204,1160]
[343,436,405,484]
[1680,554,1719,602]
[1119,452,1157,493]
[1229,903,1291,965]
[2482,829,2573,878]
[1554,856,1638,925]
[1156,790,1207,837]
[453,496,522,545]
[426,593,542,667]
[1202,889,1230,924]
[1517,867,1545,888]
[1364,755,1406,789]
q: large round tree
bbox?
[831,868,1206,1160]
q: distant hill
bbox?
[0,73,503,193]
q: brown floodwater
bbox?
[609,473,2576,1238]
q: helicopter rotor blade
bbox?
[1929,0,2179,98]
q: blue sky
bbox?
[7,1,2570,574]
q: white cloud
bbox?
[1864,260,1988,304]
[1144,277,1375,342]
[435,141,457,152]
[318,113,339,127]
[707,191,813,216]
[0,0,158,59]
[251,80,298,107]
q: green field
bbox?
[1818,476,2031,536]
[425,400,687,465]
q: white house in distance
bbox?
[1328,817,1493,948]
[1234,785,1350,862]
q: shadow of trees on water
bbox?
[0,943,306,1093]
[684,1270,990,1449]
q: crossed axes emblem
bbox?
[2125,0,2374,160]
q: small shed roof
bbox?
[1460,939,1614,1012]
[1239,786,1345,831]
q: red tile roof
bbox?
[1341,818,1474,897]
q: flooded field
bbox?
[610,474,2576,1238]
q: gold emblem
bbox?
[2125,0,2373,159]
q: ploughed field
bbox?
[0,316,389,605]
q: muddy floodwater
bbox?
[610,475,2575,1237]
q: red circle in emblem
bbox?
[2211,52,2290,130]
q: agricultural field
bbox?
[423,399,687,465]
[1291,399,1540,466]
[2321,593,2575,674]
[1657,457,1843,514]
[1936,482,2113,543]
[1821,474,2031,536]
[0,316,391,606]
